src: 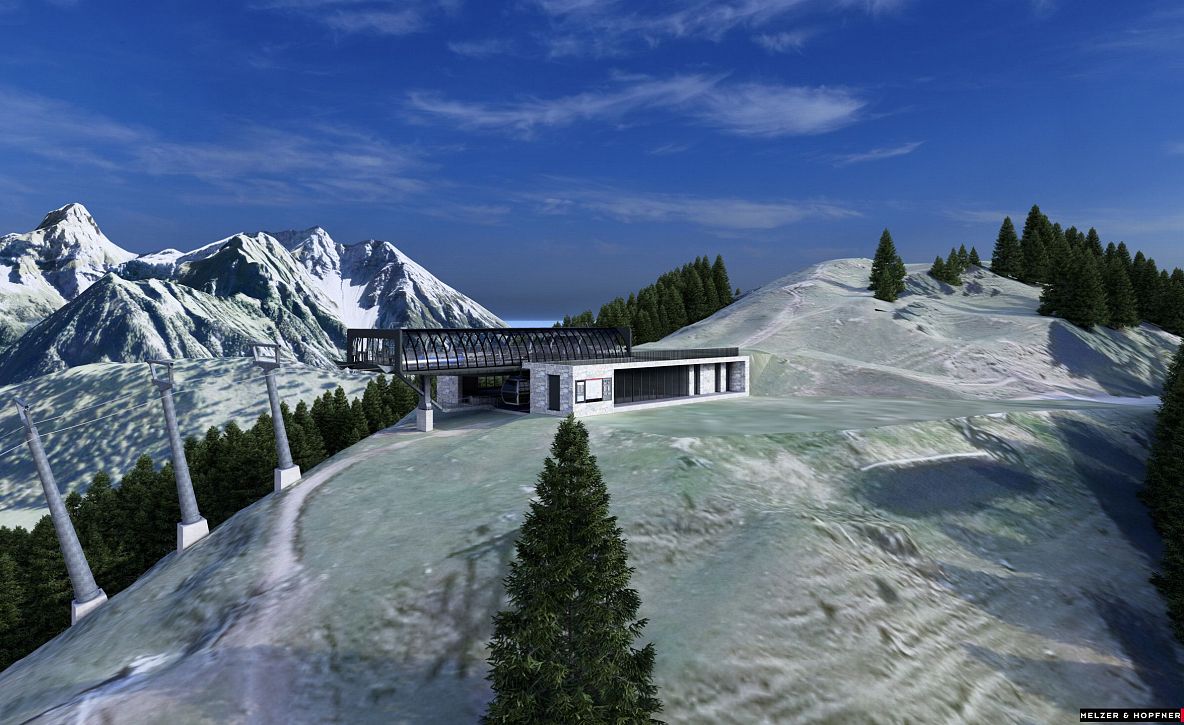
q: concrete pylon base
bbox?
[71,590,107,625]
[177,517,210,551]
[274,465,302,492]
[416,408,434,432]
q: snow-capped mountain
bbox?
[271,226,506,329]
[0,274,287,384]
[0,203,134,339]
[0,204,507,382]
[118,238,225,280]
[175,232,345,366]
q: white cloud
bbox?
[447,37,515,58]
[0,87,428,205]
[407,75,866,137]
[753,29,814,52]
[250,0,454,36]
[533,0,909,55]
[524,186,859,230]
[831,140,923,166]
[696,83,865,136]
[1167,141,1184,156]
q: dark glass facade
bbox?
[613,365,690,405]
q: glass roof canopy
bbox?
[342,327,634,375]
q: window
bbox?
[575,377,609,403]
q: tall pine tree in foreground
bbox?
[485,415,661,724]
[868,229,906,302]
[1141,343,1184,639]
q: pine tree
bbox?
[869,229,906,301]
[1059,250,1110,328]
[293,400,327,467]
[1116,241,1133,271]
[968,246,981,267]
[0,552,23,668]
[1038,227,1076,318]
[1019,204,1049,283]
[1103,257,1139,329]
[1081,227,1100,256]
[929,255,947,283]
[682,267,707,322]
[945,248,963,284]
[711,255,733,306]
[1140,343,1184,637]
[991,217,1023,279]
[484,416,661,723]
[347,399,370,446]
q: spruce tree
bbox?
[957,244,969,269]
[968,246,981,267]
[1141,344,1184,637]
[1102,257,1139,329]
[929,255,947,283]
[484,415,660,723]
[944,248,963,284]
[991,217,1023,279]
[1019,204,1049,283]
[1083,228,1102,257]
[711,255,733,306]
[869,229,906,302]
[1059,250,1109,328]
[0,552,23,668]
[1116,241,1133,271]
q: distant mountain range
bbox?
[0,203,505,384]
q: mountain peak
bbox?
[35,202,101,235]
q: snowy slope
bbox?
[0,358,376,529]
[119,238,225,280]
[0,203,134,337]
[272,226,506,329]
[0,274,290,384]
[657,258,1180,400]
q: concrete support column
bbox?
[148,361,209,551]
[437,375,461,407]
[416,374,433,432]
[251,342,301,491]
[14,399,107,625]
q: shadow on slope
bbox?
[1053,418,1161,563]
[1047,322,1170,397]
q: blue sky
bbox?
[1,0,1182,322]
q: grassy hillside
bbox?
[0,258,1180,722]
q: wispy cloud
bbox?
[523,184,859,230]
[1167,141,1184,156]
[534,0,907,56]
[250,0,452,36]
[447,37,516,58]
[0,87,428,206]
[407,75,867,137]
[942,208,1009,225]
[696,83,865,136]
[831,140,923,166]
[753,29,814,53]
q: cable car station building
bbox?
[339,327,749,431]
